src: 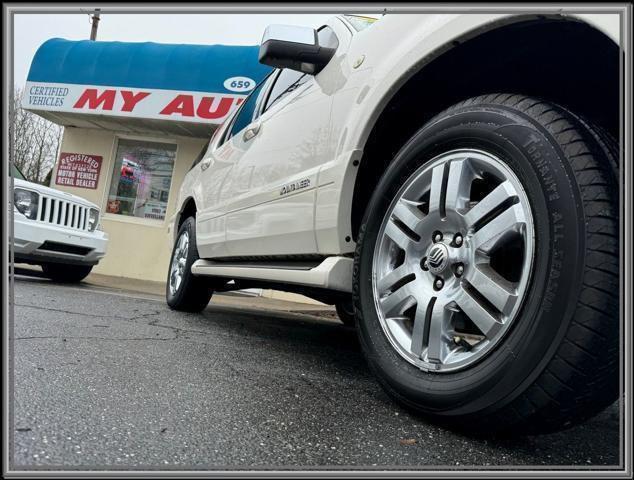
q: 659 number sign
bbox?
[223,76,256,93]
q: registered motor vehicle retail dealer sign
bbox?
[55,152,103,189]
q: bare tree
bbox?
[10,87,63,184]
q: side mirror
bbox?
[258,24,336,75]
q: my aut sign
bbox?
[23,81,249,125]
[72,88,243,120]
[73,89,151,112]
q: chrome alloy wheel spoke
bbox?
[409,297,453,364]
[470,203,527,254]
[372,149,535,373]
[464,264,518,317]
[169,231,189,295]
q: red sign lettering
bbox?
[73,89,116,110]
[69,87,241,121]
[159,95,195,117]
[120,90,150,112]
[197,97,234,120]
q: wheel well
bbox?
[178,198,197,231]
[350,17,619,240]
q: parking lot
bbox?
[11,274,621,470]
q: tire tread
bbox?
[476,93,619,433]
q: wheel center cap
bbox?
[427,243,449,274]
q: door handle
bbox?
[243,123,261,142]
[200,158,212,171]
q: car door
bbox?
[194,77,274,258]
[221,25,344,257]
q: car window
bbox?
[263,69,310,112]
[190,140,210,170]
[217,107,239,146]
[262,26,339,113]
[343,15,378,32]
[227,79,270,140]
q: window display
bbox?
[106,139,176,221]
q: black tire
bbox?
[335,299,356,327]
[166,217,213,312]
[42,263,92,283]
[353,93,619,436]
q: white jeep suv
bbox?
[12,164,108,282]
[167,13,620,435]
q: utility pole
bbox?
[90,9,101,40]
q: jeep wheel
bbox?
[42,263,93,283]
[354,94,619,435]
[166,217,213,312]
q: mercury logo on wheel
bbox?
[427,244,449,274]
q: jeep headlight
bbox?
[14,188,39,220]
[88,208,99,232]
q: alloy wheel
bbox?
[169,230,189,296]
[372,149,535,372]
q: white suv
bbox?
[12,164,108,282]
[167,14,620,435]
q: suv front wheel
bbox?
[354,94,619,435]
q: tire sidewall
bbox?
[336,300,356,327]
[42,263,93,283]
[355,105,586,417]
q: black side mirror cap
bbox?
[258,25,335,74]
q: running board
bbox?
[191,256,353,293]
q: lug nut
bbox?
[421,257,428,271]
[455,264,464,277]
[434,277,444,290]
[433,232,443,243]
[454,233,463,247]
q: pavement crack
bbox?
[14,303,201,342]
[15,303,133,320]
[15,335,176,342]
[16,303,166,324]
[130,311,164,322]
[146,318,213,338]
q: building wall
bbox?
[51,127,207,282]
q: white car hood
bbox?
[13,178,99,210]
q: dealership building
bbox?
[23,38,271,284]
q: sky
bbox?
[13,13,337,88]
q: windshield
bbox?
[344,15,378,32]
[11,163,25,180]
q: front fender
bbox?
[322,11,620,255]
[340,12,619,158]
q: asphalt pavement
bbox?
[10,274,621,470]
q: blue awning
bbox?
[24,38,272,137]
[27,38,271,94]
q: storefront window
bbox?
[106,139,176,221]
